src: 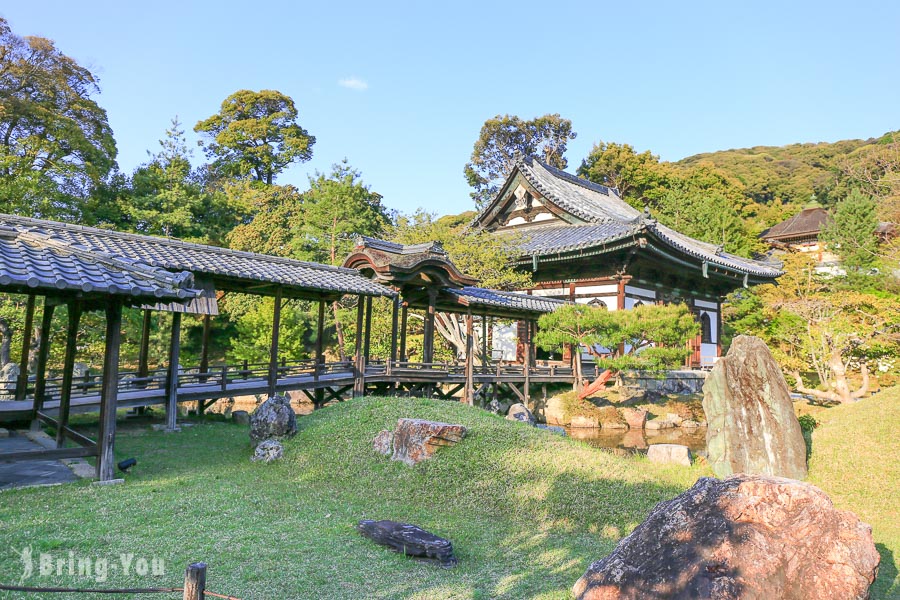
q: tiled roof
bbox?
[447,286,568,314]
[515,157,643,224]
[357,236,446,256]
[503,222,641,255]
[760,207,830,241]
[0,214,396,298]
[475,157,782,280]
[0,225,199,300]
[649,223,784,278]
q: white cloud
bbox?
[338,77,369,91]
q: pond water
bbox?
[565,425,708,457]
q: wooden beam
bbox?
[353,297,365,397]
[14,295,35,401]
[267,287,283,399]
[30,301,55,425]
[481,313,488,374]
[199,314,211,376]
[56,301,83,449]
[464,311,474,405]
[97,299,123,481]
[389,296,399,364]
[314,300,325,406]
[166,311,182,431]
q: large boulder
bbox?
[249,395,297,447]
[389,419,467,466]
[573,475,880,600]
[622,408,647,429]
[703,335,807,479]
[0,362,19,400]
[543,394,569,426]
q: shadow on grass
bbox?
[875,543,898,600]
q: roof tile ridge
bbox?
[0,213,364,276]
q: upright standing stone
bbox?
[703,335,807,479]
[249,395,298,447]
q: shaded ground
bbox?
[0,432,77,490]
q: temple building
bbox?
[472,157,783,367]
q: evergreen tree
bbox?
[821,189,879,271]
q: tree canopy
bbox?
[194,89,315,185]
[464,114,575,208]
[0,17,117,219]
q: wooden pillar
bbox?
[353,297,365,397]
[523,320,532,404]
[14,294,35,401]
[399,304,408,362]
[267,287,283,399]
[423,289,437,365]
[464,311,474,405]
[389,296,399,364]
[166,311,182,431]
[31,301,55,424]
[314,300,325,406]
[363,295,373,364]
[56,301,83,448]
[137,309,152,380]
[183,562,207,600]
[97,299,122,481]
[199,314,211,376]
[481,313,488,374]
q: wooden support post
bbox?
[353,297,365,397]
[363,295,373,365]
[166,311,182,431]
[464,311,474,405]
[137,309,152,380]
[15,294,35,401]
[56,301,82,449]
[423,289,437,365]
[314,300,325,406]
[389,296,399,364]
[199,314,211,376]
[97,299,122,481]
[399,304,408,362]
[481,313,488,375]
[31,301,55,425]
[267,287,283,399]
[523,320,532,404]
[182,562,207,600]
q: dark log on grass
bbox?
[357,520,457,568]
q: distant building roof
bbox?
[760,207,830,243]
[474,157,783,281]
[344,236,478,289]
[0,214,396,300]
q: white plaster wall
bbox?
[695,299,718,310]
[700,343,719,367]
[532,287,568,297]
[624,285,657,299]
[575,284,618,295]
[492,323,518,361]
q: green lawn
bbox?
[0,391,896,599]
[806,387,900,599]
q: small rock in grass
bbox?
[390,419,467,466]
[232,410,250,425]
[251,439,284,463]
[373,430,393,455]
[647,443,692,466]
[506,403,536,425]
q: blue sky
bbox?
[3,1,899,217]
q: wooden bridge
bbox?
[0,358,591,423]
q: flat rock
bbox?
[249,395,298,448]
[622,408,647,429]
[645,420,674,430]
[357,519,457,568]
[536,424,567,436]
[680,419,701,429]
[602,421,627,430]
[390,419,466,466]
[703,335,808,479]
[647,443,692,466]
[506,403,536,425]
[573,474,880,600]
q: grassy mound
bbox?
[807,388,900,599]
[0,397,704,599]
